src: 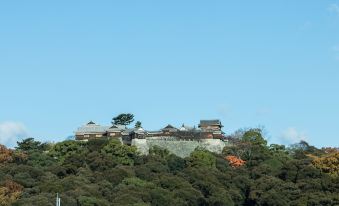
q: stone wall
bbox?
[131,138,230,158]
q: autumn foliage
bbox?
[312,152,339,177]
[225,155,246,168]
[0,180,23,206]
[322,147,339,154]
[0,145,13,164]
[0,135,338,205]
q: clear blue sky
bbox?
[1,1,339,148]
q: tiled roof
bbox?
[75,125,110,134]
[147,131,163,134]
[75,119,223,136]
[107,124,126,131]
[199,120,222,126]
[163,124,176,129]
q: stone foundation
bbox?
[131,138,230,158]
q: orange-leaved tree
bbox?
[225,155,246,168]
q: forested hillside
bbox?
[0,129,338,206]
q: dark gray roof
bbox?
[75,124,110,134]
[162,124,178,132]
[107,124,126,131]
[147,131,162,134]
[199,120,222,126]
[121,128,136,135]
[163,124,176,129]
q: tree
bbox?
[0,180,23,206]
[312,152,339,177]
[49,140,88,163]
[16,138,48,152]
[288,141,324,159]
[101,140,138,166]
[112,113,134,126]
[135,121,142,128]
[12,195,54,206]
[248,176,300,206]
[321,147,339,154]
[4,125,339,205]
[0,145,13,164]
[242,128,267,146]
[225,155,246,168]
[77,196,110,206]
[223,129,271,167]
[188,149,216,168]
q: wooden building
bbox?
[106,124,125,138]
[198,120,223,131]
[198,120,224,139]
[160,124,178,136]
[75,119,224,141]
[75,121,110,140]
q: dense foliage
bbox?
[0,129,338,206]
[112,113,135,126]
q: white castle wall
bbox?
[131,138,229,158]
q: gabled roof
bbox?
[87,121,96,125]
[162,124,178,131]
[75,124,110,134]
[107,124,126,132]
[163,124,176,129]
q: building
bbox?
[75,119,224,142]
[161,124,178,134]
[75,121,110,140]
[107,124,126,138]
[198,120,223,131]
[198,120,224,139]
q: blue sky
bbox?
[1,1,339,148]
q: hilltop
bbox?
[0,127,338,206]
[74,116,228,158]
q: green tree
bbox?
[77,196,110,206]
[49,140,88,163]
[16,138,49,153]
[242,128,267,146]
[188,149,216,168]
[135,121,142,128]
[12,194,54,206]
[112,113,134,126]
[248,176,300,206]
[4,126,339,206]
[101,140,138,166]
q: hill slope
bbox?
[0,129,338,206]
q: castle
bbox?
[75,119,224,143]
[75,119,228,157]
